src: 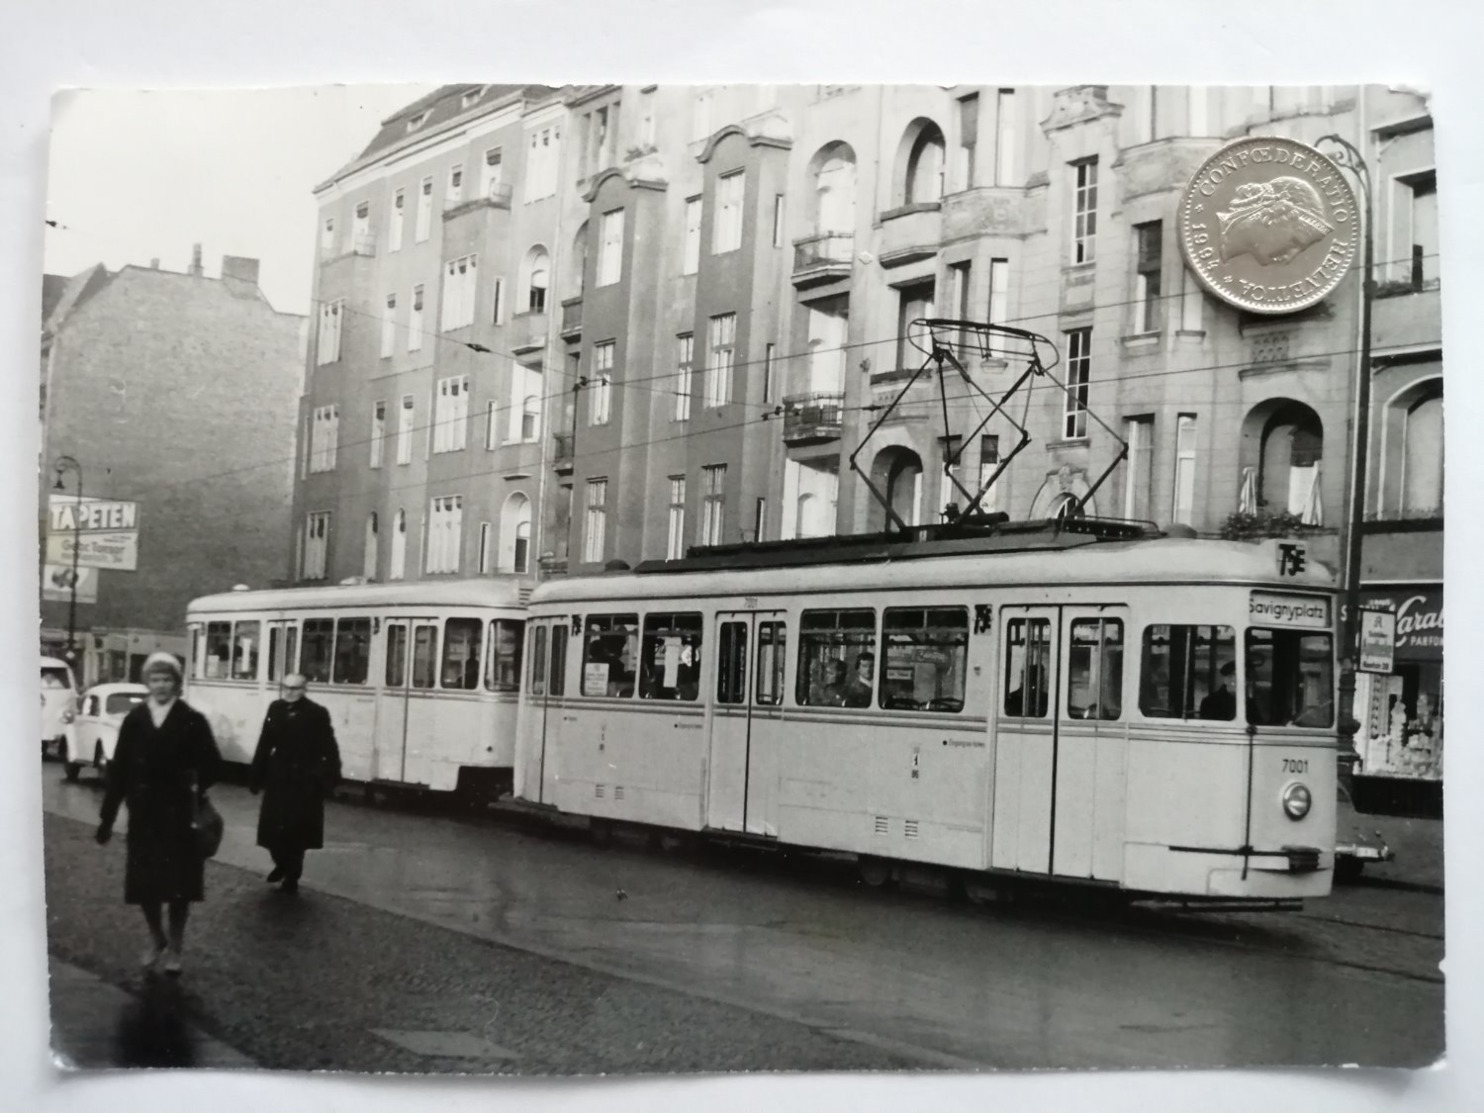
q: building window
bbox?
[772,194,785,247]
[957,93,980,190]
[481,147,503,199]
[525,124,562,201]
[994,89,1017,185]
[590,341,613,425]
[484,400,498,449]
[409,285,425,351]
[691,89,712,142]
[763,342,777,403]
[1391,169,1438,287]
[1134,221,1162,333]
[396,395,415,465]
[363,513,379,581]
[303,512,330,580]
[499,493,532,573]
[433,375,470,453]
[523,246,550,313]
[666,475,687,559]
[1401,388,1443,515]
[897,281,936,370]
[1121,416,1154,520]
[477,522,492,575]
[816,151,856,234]
[389,189,405,251]
[583,478,608,563]
[674,332,693,421]
[416,176,433,242]
[316,299,343,365]
[1258,403,1324,522]
[426,495,464,574]
[1071,158,1098,264]
[390,509,407,579]
[682,196,702,275]
[353,201,371,253]
[701,464,726,545]
[950,262,972,340]
[597,208,625,286]
[904,122,946,205]
[705,313,736,408]
[639,88,656,148]
[1188,86,1209,136]
[320,216,335,258]
[1173,413,1198,524]
[309,405,339,473]
[506,364,541,442]
[491,276,505,325]
[447,163,464,205]
[441,254,478,330]
[713,169,745,254]
[988,258,1010,326]
[370,400,386,468]
[1064,327,1091,439]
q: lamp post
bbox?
[51,455,84,667]
[1316,132,1374,749]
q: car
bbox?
[65,682,147,782]
[40,656,78,760]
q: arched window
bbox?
[363,512,378,581]
[868,446,923,531]
[1258,403,1324,524]
[521,245,550,313]
[904,123,946,204]
[522,394,540,442]
[569,221,588,298]
[390,508,407,580]
[1403,391,1443,515]
[812,145,856,234]
[499,492,532,574]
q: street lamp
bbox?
[51,455,84,667]
[1316,132,1375,749]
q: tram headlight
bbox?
[1281,782,1312,821]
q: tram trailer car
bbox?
[514,522,1339,904]
[185,579,529,799]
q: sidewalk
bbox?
[48,959,256,1070]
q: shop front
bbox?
[1352,583,1443,818]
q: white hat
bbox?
[141,651,183,681]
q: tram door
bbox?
[706,611,788,835]
[375,617,438,782]
[991,607,1060,873]
[521,619,569,804]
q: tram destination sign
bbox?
[1249,592,1330,628]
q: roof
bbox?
[188,577,532,616]
[82,682,148,696]
[41,274,69,323]
[317,83,559,190]
[43,264,111,334]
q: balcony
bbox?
[781,391,845,445]
[318,233,377,267]
[508,310,548,356]
[875,202,942,269]
[560,296,583,340]
[443,182,514,221]
[792,232,854,288]
[552,430,575,473]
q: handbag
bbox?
[191,776,224,860]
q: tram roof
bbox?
[187,577,532,617]
[531,528,1336,607]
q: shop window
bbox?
[640,613,703,701]
[1140,624,1236,720]
[797,609,876,707]
[581,614,639,697]
[880,607,968,711]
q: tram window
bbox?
[301,619,335,684]
[756,621,787,706]
[1003,617,1051,717]
[267,627,282,683]
[231,620,261,680]
[284,627,298,679]
[411,623,438,688]
[528,624,548,696]
[641,613,703,701]
[440,618,482,690]
[717,622,748,704]
[204,621,231,679]
[882,608,968,712]
[582,614,639,697]
[1139,624,1236,719]
[797,609,877,707]
[190,628,206,679]
[385,623,409,687]
[1066,618,1123,720]
[549,626,568,697]
[486,619,523,692]
[1246,628,1334,727]
[333,617,372,685]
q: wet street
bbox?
[40,765,1444,1074]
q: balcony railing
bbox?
[781,391,845,444]
[792,232,854,287]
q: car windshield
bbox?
[105,693,145,715]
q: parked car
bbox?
[65,682,147,781]
[40,656,78,760]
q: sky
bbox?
[42,84,438,316]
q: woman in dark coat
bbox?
[249,673,341,894]
[96,652,221,977]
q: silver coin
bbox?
[1178,136,1360,315]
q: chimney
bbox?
[221,255,260,286]
[149,257,160,270]
[188,243,203,277]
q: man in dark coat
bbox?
[250,673,341,894]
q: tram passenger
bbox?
[841,652,875,708]
[1005,663,1046,717]
[814,659,848,706]
[1199,662,1237,720]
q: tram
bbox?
[184,579,528,797]
[514,518,1339,903]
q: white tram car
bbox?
[514,521,1339,902]
[185,579,528,796]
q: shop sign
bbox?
[1351,588,1443,660]
[1358,607,1396,674]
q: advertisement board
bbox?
[46,495,140,571]
[40,562,98,604]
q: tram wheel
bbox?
[857,856,893,889]
[589,817,615,848]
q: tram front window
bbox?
[1140,624,1236,720]
[1246,628,1334,727]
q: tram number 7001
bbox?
[1281,758,1309,774]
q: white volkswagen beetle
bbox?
[65,682,147,781]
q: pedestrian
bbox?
[249,673,342,895]
[95,651,222,977]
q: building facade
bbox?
[40,249,305,685]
